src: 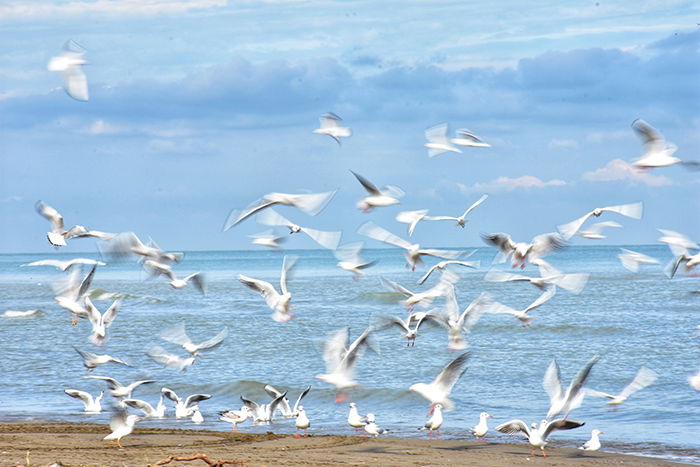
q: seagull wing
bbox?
[87,375,120,390]
[285,190,337,216]
[64,389,92,405]
[481,233,516,255]
[321,327,349,371]
[417,264,440,285]
[530,233,567,259]
[619,366,658,399]
[256,208,293,229]
[542,419,585,439]
[64,65,88,101]
[301,226,342,250]
[351,171,381,196]
[357,221,413,250]
[238,275,280,309]
[396,209,429,237]
[35,201,64,233]
[160,322,193,347]
[280,255,297,295]
[101,299,121,329]
[460,194,489,219]
[543,359,563,404]
[523,287,556,314]
[432,352,470,395]
[380,277,414,298]
[293,386,311,413]
[184,393,212,408]
[495,419,531,437]
[122,398,155,415]
[223,198,276,231]
[196,326,229,351]
[161,387,181,403]
[632,119,665,153]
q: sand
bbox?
[0,422,693,467]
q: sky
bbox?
[0,0,698,254]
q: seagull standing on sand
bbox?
[470,412,493,440]
[586,366,658,405]
[481,232,567,269]
[425,123,461,157]
[239,255,297,322]
[104,409,141,449]
[419,403,444,439]
[364,413,389,437]
[256,209,342,250]
[557,202,643,240]
[295,406,310,438]
[64,389,103,413]
[351,171,404,212]
[47,40,89,101]
[408,352,469,411]
[313,112,351,144]
[219,406,251,432]
[223,190,337,230]
[359,221,465,270]
[424,194,489,228]
[544,355,599,419]
[496,418,585,457]
[347,402,367,436]
[579,429,603,451]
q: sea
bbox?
[1,245,699,464]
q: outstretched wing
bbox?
[238,274,280,309]
[495,419,530,437]
[619,366,658,400]
[351,171,381,196]
[432,352,469,394]
[357,221,413,250]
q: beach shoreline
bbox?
[1,422,696,467]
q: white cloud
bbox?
[458,175,567,194]
[549,138,579,149]
[0,0,226,20]
[585,130,630,143]
[85,119,122,135]
[582,158,674,186]
[0,195,23,203]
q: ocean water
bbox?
[1,245,699,464]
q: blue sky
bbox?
[1,0,698,253]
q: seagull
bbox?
[358,221,466,270]
[47,40,89,101]
[375,311,432,346]
[159,322,228,357]
[191,406,204,424]
[146,345,195,371]
[35,201,113,247]
[487,286,556,327]
[690,369,700,390]
[496,418,585,457]
[122,395,167,418]
[408,352,469,411]
[52,264,96,324]
[396,209,430,236]
[470,412,493,440]
[484,259,588,295]
[315,326,378,401]
[313,112,351,144]
[618,248,660,273]
[657,229,699,254]
[87,376,155,399]
[364,413,389,437]
[295,406,310,438]
[630,119,700,170]
[347,402,367,436]
[238,255,297,322]
[481,232,567,269]
[2,309,43,318]
[100,231,184,263]
[257,208,341,250]
[142,259,206,295]
[557,202,643,240]
[418,258,480,285]
[248,229,287,249]
[380,272,456,311]
[419,403,443,439]
[586,366,658,405]
[21,258,106,271]
[334,242,377,279]
[450,129,491,148]
[575,221,622,239]
[544,355,600,419]
[428,288,490,350]
[423,194,489,228]
[64,389,103,413]
[161,387,212,418]
[263,384,310,418]
[104,409,141,449]
[85,296,120,346]
[425,123,461,158]
[73,346,129,372]
[223,190,337,230]
[351,171,404,212]
[219,406,252,432]
[666,250,700,278]
[579,429,604,451]
[240,391,288,423]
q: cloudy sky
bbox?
[1,0,698,254]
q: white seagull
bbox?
[375,311,432,347]
[364,413,389,437]
[100,231,184,263]
[496,418,585,457]
[425,123,461,158]
[428,289,491,351]
[295,406,310,438]
[450,129,491,148]
[74,346,129,372]
[47,40,89,101]
[240,391,288,423]
[575,221,622,239]
[223,190,337,230]
[334,242,377,279]
[21,258,106,271]
[481,232,567,269]
[315,326,378,401]
[85,296,120,346]
[618,248,660,273]
[87,375,155,399]
[544,355,600,419]
[380,271,456,311]
[351,171,404,212]
[64,389,103,413]
[419,403,444,439]
[146,345,195,371]
[470,412,493,440]
[238,255,297,322]
[161,387,212,418]
[52,264,96,324]
[248,229,286,249]
[418,258,480,285]
[408,352,469,411]
[557,201,643,240]
[263,384,310,418]
[488,286,556,327]
[104,409,141,449]
[586,366,658,405]
[358,221,465,270]
[579,429,604,451]
[122,395,167,418]
[484,259,588,295]
[142,259,206,295]
[395,209,430,237]
[347,402,367,436]
[423,194,489,228]
[159,322,228,357]
[35,201,113,247]
[631,119,700,170]
[313,112,351,144]
[257,208,341,250]
[219,406,252,432]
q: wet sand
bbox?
[0,422,693,467]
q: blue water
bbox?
[1,246,699,464]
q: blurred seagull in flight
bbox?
[408,352,470,411]
[47,40,89,101]
[122,395,167,418]
[248,229,286,249]
[313,112,351,144]
[418,258,480,285]
[159,322,228,357]
[22,258,106,271]
[87,375,155,399]
[238,255,297,322]
[142,259,206,295]
[35,201,113,247]
[424,123,461,158]
[380,271,457,311]
[586,366,658,405]
[74,346,129,372]
[334,242,377,279]
[484,258,589,295]
[450,129,491,148]
[496,418,585,457]
[53,264,96,324]
[257,209,341,250]
[101,231,184,263]
[481,232,567,269]
[161,388,211,418]
[146,345,195,371]
[487,287,556,327]
[630,119,700,170]
[374,311,432,347]
[396,209,430,236]
[351,171,404,212]
[223,190,337,230]
[85,296,120,346]
[423,194,489,228]
[557,201,643,240]
[64,389,103,413]
[428,288,491,351]
[544,355,599,420]
[618,248,660,273]
[574,221,622,240]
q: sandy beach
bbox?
[1,422,694,467]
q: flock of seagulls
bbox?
[16,44,697,456]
